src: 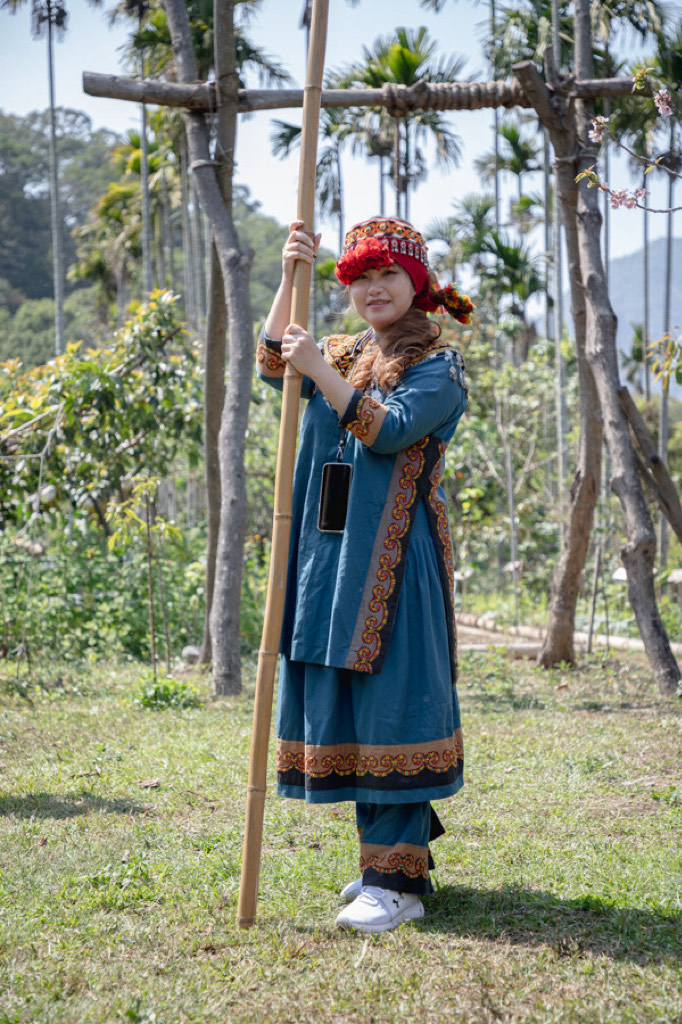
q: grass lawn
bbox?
[0,650,680,1023]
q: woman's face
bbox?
[349,262,415,333]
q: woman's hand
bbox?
[282,220,321,281]
[281,323,324,377]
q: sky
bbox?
[1,0,681,265]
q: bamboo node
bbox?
[273,513,292,520]
[247,786,267,794]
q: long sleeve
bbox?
[256,329,316,400]
[340,350,467,455]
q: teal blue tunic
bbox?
[256,329,467,806]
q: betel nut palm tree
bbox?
[1,0,82,355]
[336,26,464,220]
[270,103,351,253]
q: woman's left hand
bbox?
[281,323,323,378]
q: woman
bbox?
[256,216,472,933]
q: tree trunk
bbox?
[191,173,205,322]
[543,130,551,342]
[199,240,226,665]
[542,156,603,665]
[335,145,344,255]
[115,262,126,327]
[140,100,153,295]
[516,15,680,696]
[619,385,682,545]
[180,137,196,328]
[393,118,400,217]
[164,0,256,696]
[155,205,166,289]
[643,167,650,401]
[163,174,176,293]
[602,96,610,294]
[403,116,410,223]
[572,0,679,696]
[514,59,602,668]
[46,15,65,356]
[379,153,385,216]
[659,136,675,570]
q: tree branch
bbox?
[619,385,682,544]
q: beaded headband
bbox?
[339,217,428,268]
[334,216,474,325]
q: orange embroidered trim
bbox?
[342,219,426,264]
[346,395,382,441]
[323,330,372,380]
[256,340,285,373]
[308,748,459,779]
[428,442,458,665]
[360,850,430,880]
[277,747,306,774]
[454,728,464,759]
[276,736,462,780]
[322,330,446,378]
[352,440,428,671]
[409,339,456,367]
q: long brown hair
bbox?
[350,308,441,393]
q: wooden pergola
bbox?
[84,68,652,115]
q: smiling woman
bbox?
[348,262,416,331]
[256,215,473,933]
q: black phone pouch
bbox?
[317,430,352,533]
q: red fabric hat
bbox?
[335,216,474,324]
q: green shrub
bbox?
[133,671,201,710]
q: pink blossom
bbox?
[608,189,640,209]
[654,88,672,117]
[634,187,648,200]
[588,115,609,143]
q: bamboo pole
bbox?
[236,0,329,930]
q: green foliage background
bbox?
[1,86,681,670]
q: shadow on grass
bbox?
[463,691,666,715]
[420,884,681,964]
[0,792,148,819]
[464,691,549,712]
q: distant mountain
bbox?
[610,236,682,350]
[564,236,682,399]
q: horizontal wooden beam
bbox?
[83,71,653,116]
[83,73,215,111]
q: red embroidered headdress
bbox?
[334,216,474,324]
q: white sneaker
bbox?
[339,876,363,902]
[336,886,424,933]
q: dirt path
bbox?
[456,612,682,659]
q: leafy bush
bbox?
[0,509,208,662]
[133,671,202,710]
[0,290,202,529]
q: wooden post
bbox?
[236,0,329,930]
